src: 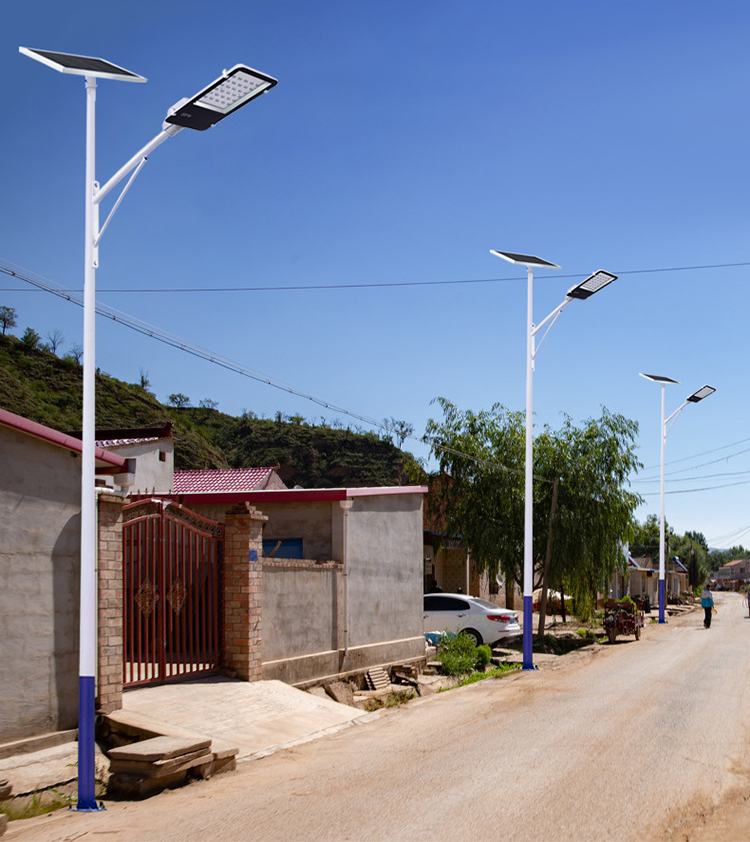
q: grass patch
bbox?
[0,787,76,822]
[451,663,520,689]
[504,632,596,656]
[361,688,416,711]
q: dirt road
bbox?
[8,592,750,842]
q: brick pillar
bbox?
[97,491,125,713]
[223,503,266,681]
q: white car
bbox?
[423,593,521,646]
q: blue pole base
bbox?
[658,579,667,624]
[522,595,534,670]
[70,804,106,813]
[76,675,100,811]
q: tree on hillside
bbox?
[425,399,642,628]
[167,393,191,408]
[45,328,64,354]
[20,327,40,350]
[64,343,83,363]
[382,417,414,449]
[0,306,17,335]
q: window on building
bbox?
[263,538,303,559]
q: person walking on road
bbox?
[701,585,714,628]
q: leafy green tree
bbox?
[20,327,40,350]
[629,514,677,560]
[0,306,17,336]
[425,399,642,630]
[708,545,750,571]
[685,530,708,551]
[673,533,710,588]
[167,393,191,408]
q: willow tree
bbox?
[425,399,642,628]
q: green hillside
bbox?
[0,332,420,486]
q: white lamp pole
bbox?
[492,251,617,669]
[640,375,715,623]
[20,47,277,811]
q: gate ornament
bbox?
[134,578,158,618]
[167,578,188,615]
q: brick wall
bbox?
[96,492,125,714]
[223,503,267,681]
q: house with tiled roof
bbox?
[628,556,659,606]
[91,423,175,494]
[144,473,428,686]
[174,466,285,494]
[717,558,750,588]
[3,407,428,725]
[666,556,690,597]
[0,408,133,742]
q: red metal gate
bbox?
[123,499,223,688]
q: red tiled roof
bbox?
[0,407,126,470]
[173,467,279,494]
[96,435,164,448]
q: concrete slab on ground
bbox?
[0,741,108,796]
[112,677,377,762]
[0,678,376,795]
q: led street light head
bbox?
[164,64,277,131]
[566,269,617,300]
[686,385,716,403]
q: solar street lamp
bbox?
[19,46,277,812]
[491,251,618,670]
[640,374,716,624]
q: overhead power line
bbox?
[2,257,749,295]
[0,261,399,435]
[640,478,750,496]
[639,436,750,474]
[3,256,749,497]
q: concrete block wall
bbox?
[0,430,81,742]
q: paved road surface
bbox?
[8,592,750,842]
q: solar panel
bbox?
[19,47,146,82]
[490,250,561,269]
[639,374,681,385]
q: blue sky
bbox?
[1,0,749,549]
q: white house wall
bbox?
[107,440,174,495]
